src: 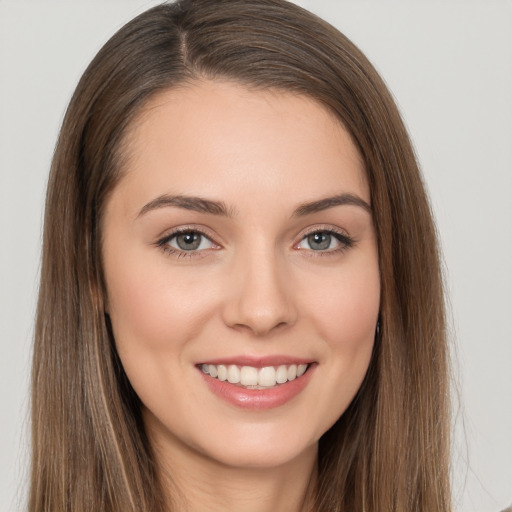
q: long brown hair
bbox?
[31,1,451,510]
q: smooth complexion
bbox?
[102,81,380,512]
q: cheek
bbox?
[304,263,380,351]
[103,252,224,413]
[104,248,216,364]
[300,264,379,433]
[110,274,196,334]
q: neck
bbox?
[153,435,318,512]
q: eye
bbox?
[170,231,212,251]
[296,229,353,253]
[158,229,218,255]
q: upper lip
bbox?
[197,355,314,368]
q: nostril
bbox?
[230,316,292,337]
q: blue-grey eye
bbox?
[297,231,348,251]
[168,231,214,251]
[307,232,332,250]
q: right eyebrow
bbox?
[136,194,234,218]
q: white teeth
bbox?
[201,362,310,388]
[227,365,240,384]
[258,366,276,387]
[240,366,258,386]
[217,365,227,381]
[297,364,307,377]
[276,365,288,384]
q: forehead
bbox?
[115,80,368,213]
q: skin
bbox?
[102,80,380,512]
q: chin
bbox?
[203,435,317,470]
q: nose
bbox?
[221,247,298,337]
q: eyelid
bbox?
[293,224,355,253]
[295,224,351,241]
[154,223,354,259]
[156,224,220,243]
[155,225,222,257]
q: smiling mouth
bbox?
[200,363,309,389]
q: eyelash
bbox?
[156,226,355,259]
[295,226,355,257]
[156,226,218,259]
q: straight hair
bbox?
[31,1,451,510]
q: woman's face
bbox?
[102,81,380,470]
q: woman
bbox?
[30,0,450,510]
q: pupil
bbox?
[177,232,201,250]
[308,232,331,250]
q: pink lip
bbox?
[197,355,313,368]
[198,362,316,410]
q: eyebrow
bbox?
[292,193,371,216]
[137,192,371,219]
[137,194,232,218]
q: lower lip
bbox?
[199,364,316,410]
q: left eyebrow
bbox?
[293,193,371,217]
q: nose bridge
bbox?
[222,239,297,336]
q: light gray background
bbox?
[1,1,511,511]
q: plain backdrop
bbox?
[1,1,511,511]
